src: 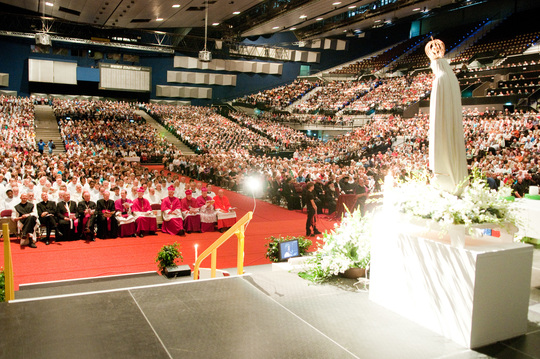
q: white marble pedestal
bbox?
[369,217,533,348]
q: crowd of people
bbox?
[291,80,378,114]
[52,99,179,161]
[143,103,279,155]
[234,79,319,110]
[0,96,36,151]
[228,111,319,150]
[2,54,540,247]
[343,73,433,114]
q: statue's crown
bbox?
[425,37,445,60]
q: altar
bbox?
[369,216,533,348]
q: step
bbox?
[14,264,275,300]
[15,271,178,300]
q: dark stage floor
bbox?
[1,266,540,359]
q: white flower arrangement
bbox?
[299,209,372,283]
[390,170,516,234]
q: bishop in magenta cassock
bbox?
[131,187,157,237]
[180,189,201,233]
[161,186,185,236]
[114,189,137,237]
[196,187,217,232]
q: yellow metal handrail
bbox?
[3,222,15,301]
[193,211,253,280]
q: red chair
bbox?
[0,209,17,236]
[150,203,163,227]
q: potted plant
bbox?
[265,235,312,262]
[156,242,185,278]
[0,268,5,302]
[299,210,372,283]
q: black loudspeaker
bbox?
[164,265,191,278]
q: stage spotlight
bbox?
[246,176,262,193]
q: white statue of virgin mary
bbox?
[426,38,468,195]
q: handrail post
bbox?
[3,223,15,301]
[211,249,217,278]
[236,226,245,276]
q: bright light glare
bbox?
[233,11,241,14]
[172,4,181,8]
[45,2,53,6]
[246,176,262,193]
[156,18,164,21]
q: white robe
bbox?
[428,58,468,194]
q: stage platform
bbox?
[1,267,540,358]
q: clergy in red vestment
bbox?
[196,187,217,232]
[131,187,157,237]
[161,186,185,236]
[180,189,201,233]
[114,189,136,237]
[213,189,237,232]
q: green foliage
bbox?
[264,235,312,262]
[156,243,183,274]
[0,268,5,302]
[299,210,372,283]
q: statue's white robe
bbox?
[429,58,468,194]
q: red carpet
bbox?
[1,182,339,290]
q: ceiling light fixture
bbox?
[299,15,307,19]
[289,27,296,30]
[156,18,164,21]
[348,5,356,9]
[332,1,341,5]
[233,11,240,14]
[272,26,279,29]
[45,2,53,6]
[412,7,421,11]
[316,17,323,21]
[172,4,180,8]
[374,19,381,23]
[212,22,219,26]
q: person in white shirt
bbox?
[52,176,65,191]
[2,189,18,212]
[145,187,161,206]
[66,176,79,194]
[127,186,138,201]
[110,186,121,202]
[87,180,100,202]
[72,184,84,203]
[155,182,167,200]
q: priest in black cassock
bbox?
[96,190,118,239]
[78,191,97,241]
[14,193,38,248]
[56,191,79,241]
[37,191,62,245]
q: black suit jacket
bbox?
[56,201,78,221]
[37,200,57,217]
[96,199,116,219]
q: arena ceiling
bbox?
[0,0,490,41]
